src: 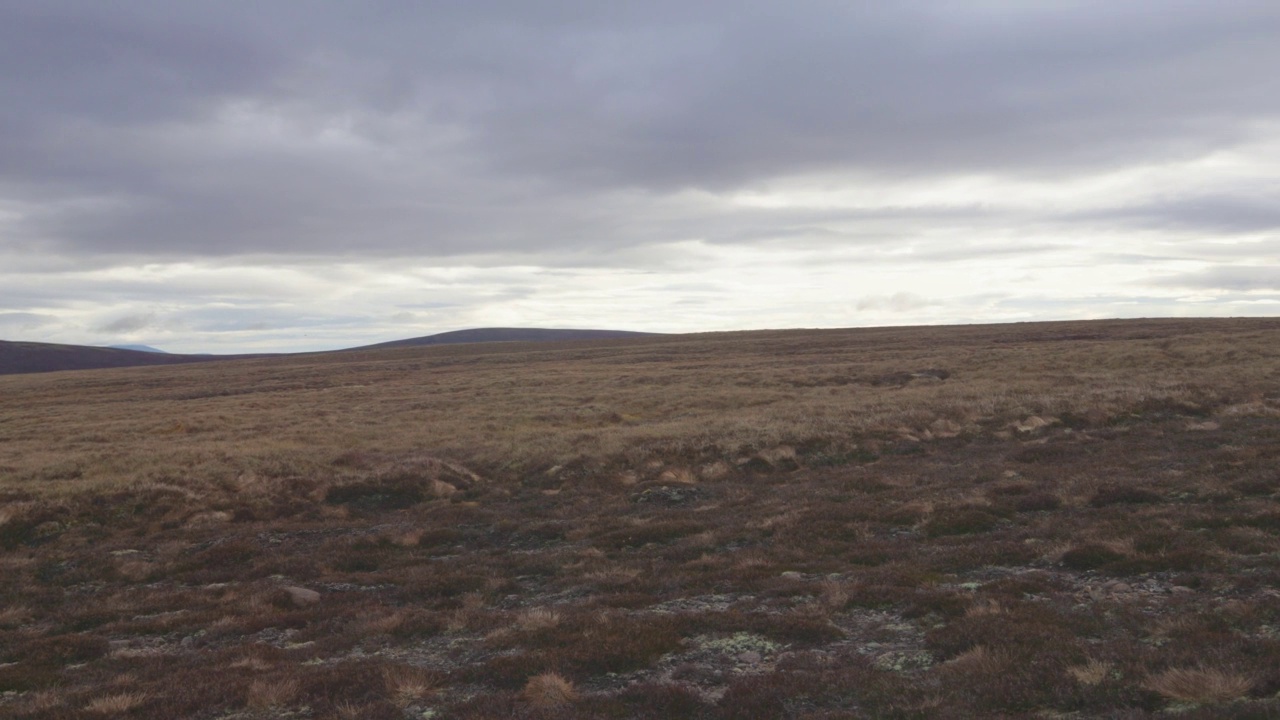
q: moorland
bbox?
[1,317,1279,718]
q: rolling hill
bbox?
[350,327,658,350]
[0,340,224,376]
[0,328,658,376]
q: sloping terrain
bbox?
[351,328,658,350]
[0,328,655,376]
[1,318,1279,718]
[0,340,218,376]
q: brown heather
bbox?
[1,317,1280,717]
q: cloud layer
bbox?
[3,2,1278,352]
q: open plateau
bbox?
[2,317,1280,719]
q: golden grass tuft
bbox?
[21,690,65,713]
[0,605,34,629]
[658,467,697,484]
[333,700,367,719]
[246,677,300,710]
[944,645,1007,675]
[383,664,438,706]
[1067,659,1113,686]
[965,600,1005,617]
[818,580,849,610]
[522,672,579,708]
[516,607,562,632]
[1144,667,1253,704]
[355,610,407,635]
[85,692,149,714]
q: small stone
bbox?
[282,586,320,607]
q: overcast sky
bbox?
[2,1,1278,353]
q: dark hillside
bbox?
[0,340,223,376]
[353,327,658,350]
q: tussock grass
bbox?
[84,692,149,714]
[245,678,299,710]
[1145,667,1254,704]
[523,672,580,708]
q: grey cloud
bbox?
[1150,266,1280,292]
[97,313,157,333]
[1070,195,1280,234]
[4,1,1280,263]
[0,312,55,331]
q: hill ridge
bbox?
[0,327,659,376]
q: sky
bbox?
[2,1,1278,354]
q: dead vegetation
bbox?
[2,317,1280,718]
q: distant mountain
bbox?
[0,328,659,376]
[351,327,659,350]
[0,341,224,376]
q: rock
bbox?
[780,571,803,580]
[281,586,320,607]
[737,651,762,664]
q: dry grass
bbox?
[1144,667,1254,704]
[84,692,149,714]
[522,672,579,708]
[2,318,1280,718]
[245,678,299,710]
[0,605,33,629]
[2,318,1275,502]
[382,664,438,706]
[1068,659,1113,686]
[516,607,563,632]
